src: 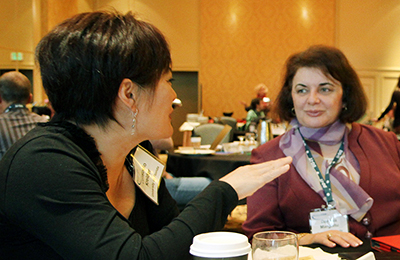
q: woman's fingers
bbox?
[316,231,363,248]
[256,156,292,182]
[327,232,363,248]
[220,156,292,200]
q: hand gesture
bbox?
[220,156,292,200]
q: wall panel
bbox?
[200,0,336,120]
[0,0,34,70]
[337,0,400,120]
[94,0,200,71]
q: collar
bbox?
[4,103,26,113]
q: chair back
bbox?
[219,116,237,141]
[219,116,237,130]
[193,123,231,145]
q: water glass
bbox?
[251,231,298,260]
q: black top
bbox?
[0,118,238,260]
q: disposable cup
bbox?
[190,231,250,260]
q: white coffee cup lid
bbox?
[190,232,250,258]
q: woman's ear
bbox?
[118,78,138,108]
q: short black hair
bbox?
[35,11,171,127]
[274,45,367,123]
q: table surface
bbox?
[308,240,400,259]
[166,152,251,180]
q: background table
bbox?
[166,152,251,180]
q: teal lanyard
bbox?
[298,129,345,208]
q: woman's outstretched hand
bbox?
[220,156,292,200]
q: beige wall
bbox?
[3,0,400,119]
[200,0,336,120]
[94,0,200,71]
[32,0,91,103]
[0,0,34,70]
[0,0,93,71]
[336,0,400,118]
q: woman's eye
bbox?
[168,78,175,84]
[320,87,333,93]
[296,88,307,94]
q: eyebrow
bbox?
[294,82,334,87]
[319,82,334,86]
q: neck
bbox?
[293,119,346,145]
[82,122,141,181]
[0,101,12,113]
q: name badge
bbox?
[131,146,165,205]
[309,208,349,234]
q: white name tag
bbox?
[309,208,349,234]
[131,146,165,205]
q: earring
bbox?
[131,109,138,135]
[291,108,296,116]
[342,106,348,111]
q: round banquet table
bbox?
[166,152,251,180]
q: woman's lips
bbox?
[305,110,324,117]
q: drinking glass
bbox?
[251,231,298,260]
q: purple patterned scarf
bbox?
[279,119,373,221]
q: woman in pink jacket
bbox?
[243,45,400,248]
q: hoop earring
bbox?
[291,108,296,116]
[131,109,138,135]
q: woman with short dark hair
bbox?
[0,11,291,259]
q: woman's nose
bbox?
[307,90,321,104]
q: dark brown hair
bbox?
[36,11,171,126]
[274,45,367,123]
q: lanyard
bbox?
[298,129,345,208]
[4,103,25,113]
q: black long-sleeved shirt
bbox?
[0,120,238,259]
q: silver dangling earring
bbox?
[131,109,138,135]
[291,107,296,116]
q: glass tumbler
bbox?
[251,231,298,260]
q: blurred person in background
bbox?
[374,76,400,134]
[244,97,268,131]
[241,83,271,114]
[0,71,48,159]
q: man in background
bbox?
[0,71,48,159]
